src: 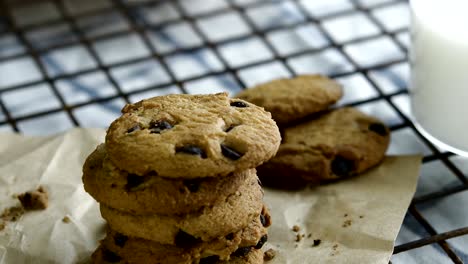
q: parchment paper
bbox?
[0,128,421,264]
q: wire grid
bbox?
[0,0,467,263]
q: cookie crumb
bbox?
[294,244,298,248]
[342,219,352,228]
[344,213,348,217]
[330,244,339,256]
[295,234,302,242]
[302,234,305,237]
[62,216,70,223]
[359,215,364,219]
[292,225,300,232]
[1,206,25,222]
[313,239,321,247]
[17,186,48,210]
[263,249,276,261]
[0,221,5,231]
[307,233,312,238]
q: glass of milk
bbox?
[410,0,468,156]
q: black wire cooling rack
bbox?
[0,0,467,263]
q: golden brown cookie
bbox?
[83,144,252,215]
[100,172,264,245]
[105,93,281,178]
[258,107,390,188]
[91,245,264,264]
[222,248,264,264]
[100,208,269,263]
[236,75,343,125]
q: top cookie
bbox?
[105,93,281,178]
[236,75,343,125]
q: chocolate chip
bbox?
[226,233,235,240]
[102,249,121,263]
[255,234,268,249]
[199,255,220,264]
[221,144,243,160]
[176,146,207,158]
[260,214,267,227]
[183,180,200,193]
[22,193,31,204]
[313,239,321,246]
[331,156,355,177]
[127,125,141,134]
[125,174,149,191]
[230,101,248,108]
[114,233,128,248]
[368,123,388,136]
[233,247,252,257]
[149,120,173,134]
[175,230,201,248]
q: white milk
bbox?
[410,0,468,155]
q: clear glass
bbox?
[410,0,468,156]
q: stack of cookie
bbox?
[83,93,281,263]
[236,75,391,189]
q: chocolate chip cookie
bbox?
[223,248,264,264]
[83,144,252,215]
[100,208,269,263]
[100,172,264,244]
[258,107,390,187]
[92,245,264,264]
[236,75,343,125]
[105,93,281,178]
